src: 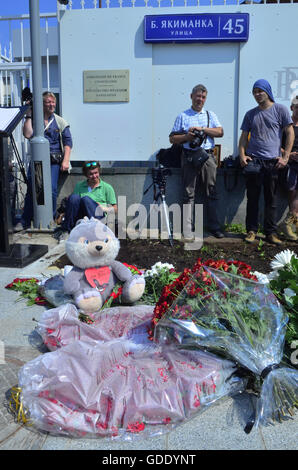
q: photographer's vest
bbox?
[53,113,69,155]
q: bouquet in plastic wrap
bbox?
[14,303,246,439]
[17,337,244,439]
[35,303,155,350]
[154,265,298,432]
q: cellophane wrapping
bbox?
[36,303,156,350]
[154,266,298,429]
[18,303,245,439]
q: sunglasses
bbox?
[85,162,98,168]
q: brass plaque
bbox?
[83,69,129,102]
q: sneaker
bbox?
[209,230,224,239]
[265,233,282,245]
[244,231,256,243]
[53,228,69,242]
[53,228,62,240]
[294,214,298,235]
[58,231,69,243]
[13,222,25,232]
[53,228,65,240]
[278,213,298,241]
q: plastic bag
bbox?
[18,338,244,439]
[38,274,73,308]
[17,304,246,439]
[154,266,298,431]
[36,303,155,351]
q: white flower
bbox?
[161,263,175,271]
[152,262,175,271]
[145,262,175,278]
[270,249,297,271]
[153,262,162,269]
[144,262,175,279]
[284,288,296,299]
[252,271,270,284]
[144,269,153,278]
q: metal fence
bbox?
[62,0,298,7]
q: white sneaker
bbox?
[58,231,69,243]
[13,222,25,232]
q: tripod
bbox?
[140,166,174,247]
[10,135,28,185]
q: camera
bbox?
[22,87,33,107]
[152,164,171,188]
[189,128,206,149]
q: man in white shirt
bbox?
[169,84,224,240]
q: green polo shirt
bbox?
[73,179,117,207]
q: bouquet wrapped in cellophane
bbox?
[14,303,246,440]
[154,266,298,431]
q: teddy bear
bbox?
[63,217,145,313]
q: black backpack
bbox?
[156,144,182,168]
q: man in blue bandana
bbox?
[239,79,294,245]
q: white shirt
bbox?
[171,107,222,150]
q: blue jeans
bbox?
[21,163,60,227]
[61,194,105,232]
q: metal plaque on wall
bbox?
[83,70,129,102]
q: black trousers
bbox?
[245,159,280,236]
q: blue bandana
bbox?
[252,79,275,102]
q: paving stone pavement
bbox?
[0,231,297,451]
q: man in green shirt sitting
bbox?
[53,161,117,241]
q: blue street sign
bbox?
[144,13,249,43]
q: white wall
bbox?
[59,5,298,162]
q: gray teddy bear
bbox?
[63,217,145,313]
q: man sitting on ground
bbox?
[53,161,117,241]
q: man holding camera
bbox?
[14,91,73,231]
[169,84,224,240]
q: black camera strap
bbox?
[195,110,209,146]
[203,111,210,144]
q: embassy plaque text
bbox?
[83,70,129,102]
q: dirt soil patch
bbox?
[53,234,298,274]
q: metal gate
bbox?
[0,62,32,218]
[0,10,59,220]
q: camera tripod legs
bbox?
[137,192,174,247]
[160,194,174,247]
[183,201,195,240]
